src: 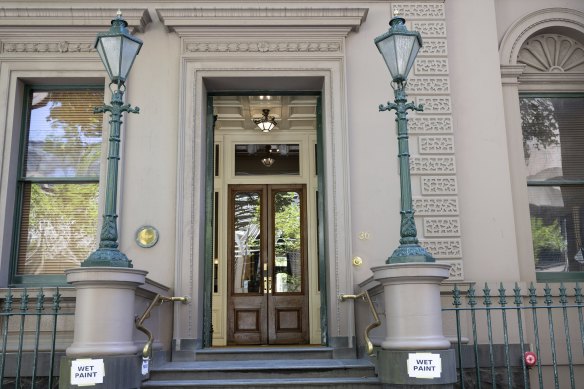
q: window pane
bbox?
[528,186,584,272]
[17,183,99,275]
[25,90,104,178]
[522,97,584,182]
[273,191,302,293]
[234,144,300,176]
[233,192,261,294]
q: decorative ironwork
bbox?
[380,85,434,264]
[0,289,71,388]
[444,282,584,388]
[83,87,139,267]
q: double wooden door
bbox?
[227,184,308,345]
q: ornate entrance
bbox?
[208,94,322,346]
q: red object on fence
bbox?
[524,351,537,368]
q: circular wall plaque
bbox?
[135,225,159,248]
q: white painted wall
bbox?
[446,0,522,282]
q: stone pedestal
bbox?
[371,263,455,387]
[65,267,148,357]
[372,263,451,350]
[59,355,142,389]
[377,349,456,388]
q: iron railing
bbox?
[135,294,189,360]
[0,288,72,388]
[444,282,584,389]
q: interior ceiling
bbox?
[214,95,318,132]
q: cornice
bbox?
[0,8,152,32]
[156,7,368,34]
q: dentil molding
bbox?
[184,40,342,54]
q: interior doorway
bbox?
[208,94,321,346]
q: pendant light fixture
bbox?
[253,109,277,133]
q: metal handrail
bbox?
[135,294,190,359]
[340,290,381,356]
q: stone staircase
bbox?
[141,347,381,388]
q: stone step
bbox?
[193,346,334,361]
[148,359,376,381]
[141,376,381,388]
[143,358,380,388]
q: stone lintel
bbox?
[157,8,369,34]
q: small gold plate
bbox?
[136,225,159,248]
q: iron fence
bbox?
[443,282,584,389]
[0,288,73,389]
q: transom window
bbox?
[12,87,104,284]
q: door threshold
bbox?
[201,345,331,352]
[205,344,331,351]
[194,345,334,361]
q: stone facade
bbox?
[0,0,583,386]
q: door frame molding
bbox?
[173,62,355,356]
[207,93,321,347]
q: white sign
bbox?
[142,357,150,375]
[71,359,105,386]
[407,353,442,379]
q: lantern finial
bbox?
[94,12,143,85]
[374,13,423,83]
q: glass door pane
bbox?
[232,191,262,294]
[273,191,302,293]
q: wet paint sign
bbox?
[71,359,105,386]
[407,353,442,379]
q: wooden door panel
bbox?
[227,184,308,345]
[229,296,267,344]
[268,296,307,344]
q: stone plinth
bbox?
[371,262,451,350]
[65,267,148,357]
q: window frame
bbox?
[9,84,105,286]
[520,92,584,282]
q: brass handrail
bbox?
[135,294,190,359]
[340,291,380,356]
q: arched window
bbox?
[500,8,584,280]
[518,34,584,274]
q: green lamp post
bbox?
[83,11,142,267]
[375,12,434,264]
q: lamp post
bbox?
[368,15,455,382]
[375,12,434,264]
[82,11,142,268]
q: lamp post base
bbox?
[82,248,133,268]
[388,243,435,264]
[372,262,451,350]
[65,267,147,356]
